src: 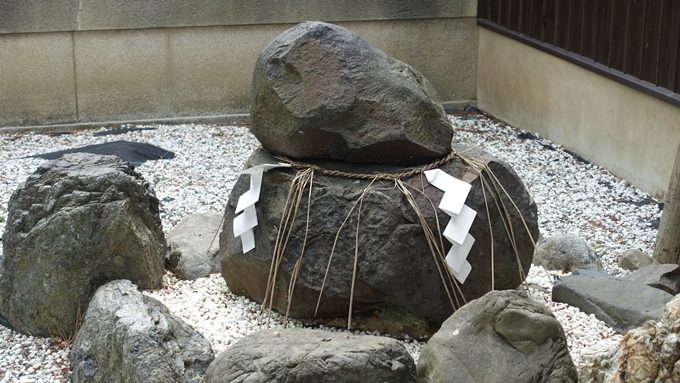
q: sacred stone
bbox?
[219,146,538,334]
[250,21,453,166]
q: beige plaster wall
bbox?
[477,27,680,198]
[0,0,478,129]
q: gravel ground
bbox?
[0,114,661,382]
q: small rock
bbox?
[417,290,577,382]
[624,263,680,295]
[552,274,673,331]
[166,212,223,280]
[617,249,653,271]
[70,280,214,383]
[533,234,603,273]
[204,328,416,382]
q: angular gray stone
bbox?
[219,146,538,335]
[624,263,680,295]
[250,21,453,166]
[204,328,416,383]
[552,274,673,331]
[71,280,214,383]
[533,233,603,273]
[166,212,223,280]
[417,290,577,383]
[618,249,654,271]
[0,153,167,337]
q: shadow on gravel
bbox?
[32,140,175,165]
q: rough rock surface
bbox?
[166,212,223,280]
[0,154,167,337]
[582,294,680,382]
[533,233,603,272]
[250,21,453,166]
[417,290,577,382]
[70,280,214,383]
[617,249,654,271]
[220,146,538,334]
[204,328,416,383]
[552,274,673,331]
[624,263,680,295]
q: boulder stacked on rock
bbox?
[205,328,416,382]
[219,22,538,334]
[0,153,167,337]
[250,21,453,166]
[71,280,214,383]
[417,290,578,382]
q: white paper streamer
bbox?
[424,169,477,284]
[233,163,291,253]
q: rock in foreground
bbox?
[220,146,538,334]
[417,290,577,382]
[250,21,453,166]
[582,295,680,382]
[71,280,214,383]
[204,328,416,383]
[0,153,167,337]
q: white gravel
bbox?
[0,114,661,381]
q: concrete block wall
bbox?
[0,0,478,130]
[477,28,680,198]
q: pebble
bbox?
[0,115,661,380]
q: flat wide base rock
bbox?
[552,274,673,331]
[204,328,416,383]
[417,290,577,383]
[220,147,538,336]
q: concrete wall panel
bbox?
[0,0,476,34]
[74,19,476,122]
[477,28,680,198]
[0,33,77,126]
[0,0,78,33]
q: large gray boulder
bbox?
[250,21,453,166]
[166,213,223,280]
[0,153,167,337]
[533,233,603,273]
[204,328,416,383]
[417,290,577,382]
[552,273,673,331]
[71,280,214,383]
[220,147,538,335]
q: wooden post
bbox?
[654,144,680,264]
